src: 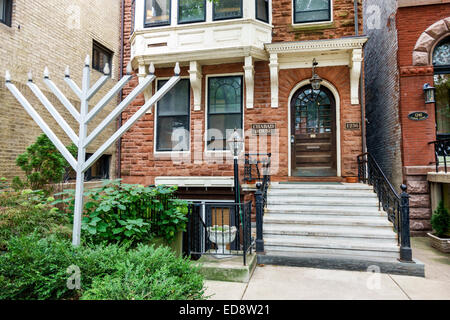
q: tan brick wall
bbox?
[0,0,121,180]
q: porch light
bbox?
[423,83,436,104]
[227,129,244,158]
[310,58,323,90]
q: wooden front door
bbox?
[291,85,337,177]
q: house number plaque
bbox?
[345,122,361,130]
[252,123,276,135]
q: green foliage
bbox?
[0,177,8,191]
[431,201,450,238]
[0,234,204,300]
[0,190,71,250]
[13,134,77,193]
[81,245,205,300]
[54,180,189,246]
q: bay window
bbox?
[293,0,331,24]
[178,0,206,24]
[156,79,190,152]
[145,0,171,27]
[207,76,243,151]
[213,0,242,21]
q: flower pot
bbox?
[345,177,359,183]
[427,232,450,253]
[207,225,237,259]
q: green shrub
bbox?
[0,234,204,300]
[55,181,188,246]
[0,190,71,250]
[13,134,77,194]
[81,245,205,300]
[431,201,450,238]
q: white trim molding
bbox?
[287,79,342,178]
[189,61,202,111]
[269,53,279,108]
[266,37,367,106]
[244,56,255,109]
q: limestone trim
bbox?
[412,17,450,66]
[189,61,202,111]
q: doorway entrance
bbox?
[290,85,337,177]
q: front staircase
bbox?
[257,182,425,276]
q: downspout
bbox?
[355,0,367,154]
[116,0,125,179]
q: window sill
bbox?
[290,21,335,32]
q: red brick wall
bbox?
[397,4,450,67]
[272,0,363,42]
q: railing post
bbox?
[399,184,413,263]
[255,182,264,253]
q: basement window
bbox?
[178,0,206,24]
[85,154,111,181]
[213,0,242,21]
[156,79,191,152]
[0,0,12,27]
[92,41,113,73]
[293,0,332,24]
[145,0,171,27]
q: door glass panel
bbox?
[294,87,332,134]
[434,73,450,136]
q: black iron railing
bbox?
[185,201,253,266]
[429,138,450,173]
[357,153,413,262]
[244,153,272,254]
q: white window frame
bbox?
[204,73,245,155]
[154,76,192,155]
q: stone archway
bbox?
[413,18,450,66]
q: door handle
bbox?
[291,135,295,144]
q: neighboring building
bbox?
[121,0,366,194]
[0,0,121,182]
[364,0,450,235]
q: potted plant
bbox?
[207,225,237,259]
[428,201,450,253]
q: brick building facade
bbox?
[364,0,450,235]
[120,0,366,203]
[0,0,121,181]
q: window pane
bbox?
[157,79,190,116]
[0,0,4,21]
[145,0,170,26]
[294,0,330,23]
[157,116,190,151]
[207,76,243,151]
[208,76,242,114]
[213,0,242,20]
[434,74,450,135]
[433,38,450,67]
[256,0,269,23]
[179,0,205,24]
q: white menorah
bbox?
[5,56,181,246]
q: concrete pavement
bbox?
[204,237,450,300]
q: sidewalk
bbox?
[204,237,450,300]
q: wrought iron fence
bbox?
[357,153,413,262]
[429,138,450,173]
[184,201,253,266]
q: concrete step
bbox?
[268,189,378,198]
[270,183,373,191]
[264,237,399,257]
[264,214,392,227]
[263,224,397,239]
[263,233,397,246]
[265,207,383,217]
[267,197,379,206]
[257,251,425,277]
